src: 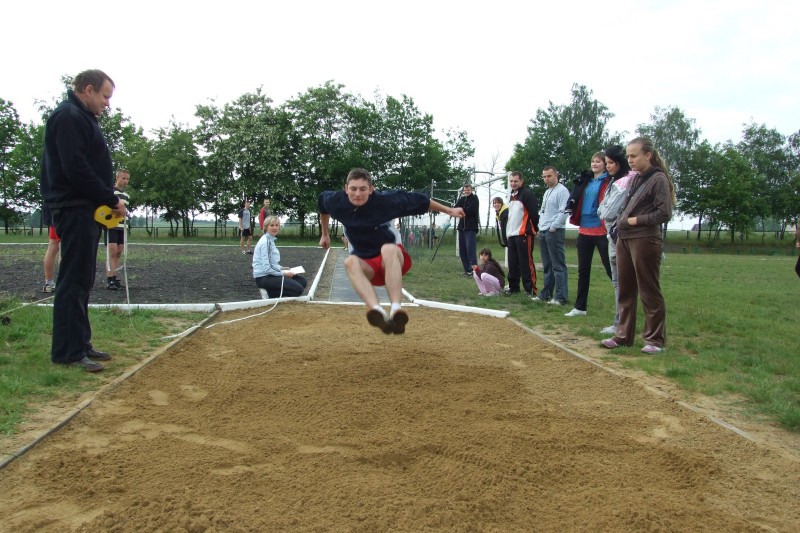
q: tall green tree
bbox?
[195,89,285,233]
[137,122,204,237]
[636,106,701,225]
[705,144,766,242]
[0,99,40,232]
[737,123,798,237]
[506,84,620,199]
[283,81,357,231]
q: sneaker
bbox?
[106,280,118,291]
[241,250,247,255]
[547,299,564,306]
[482,292,500,297]
[564,308,587,317]
[601,338,621,349]
[641,344,665,354]
[600,325,617,334]
[43,281,56,293]
[390,309,409,334]
[57,357,104,373]
[113,279,124,289]
[366,309,393,334]
[245,250,253,255]
[531,296,546,303]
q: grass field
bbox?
[1,231,799,441]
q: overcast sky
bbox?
[4,0,798,178]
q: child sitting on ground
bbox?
[473,248,505,296]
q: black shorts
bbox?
[106,228,125,245]
[242,229,252,237]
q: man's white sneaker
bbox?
[530,296,545,303]
[547,299,564,306]
[564,308,587,317]
[600,325,616,334]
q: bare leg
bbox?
[344,255,378,308]
[381,244,404,305]
[107,242,122,278]
[43,239,59,287]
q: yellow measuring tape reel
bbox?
[94,205,123,229]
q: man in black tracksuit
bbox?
[40,69,126,372]
[454,184,480,275]
[505,171,539,296]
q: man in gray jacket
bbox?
[532,166,569,305]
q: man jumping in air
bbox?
[318,168,464,334]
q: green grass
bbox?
[0,299,208,437]
[405,243,800,430]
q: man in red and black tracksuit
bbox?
[506,171,539,296]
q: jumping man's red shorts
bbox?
[362,245,412,287]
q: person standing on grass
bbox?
[597,145,638,335]
[258,198,271,235]
[455,183,480,276]
[40,69,125,373]
[318,168,464,334]
[239,200,253,254]
[506,171,539,297]
[532,166,569,306]
[253,216,307,298]
[564,152,612,317]
[601,137,674,354]
[493,196,508,248]
[472,248,505,296]
[105,169,130,290]
[42,206,60,293]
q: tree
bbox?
[0,99,40,232]
[283,82,357,232]
[137,122,204,237]
[704,144,766,243]
[506,84,620,199]
[681,140,720,240]
[737,123,798,237]
[636,106,701,228]
[195,89,285,235]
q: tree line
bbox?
[1,81,798,242]
[0,80,474,237]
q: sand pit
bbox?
[1,303,799,532]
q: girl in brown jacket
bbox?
[601,137,674,354]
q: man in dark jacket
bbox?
[40,69,126,372]
[454,184,480,275]
[319,168,463,334]
[505,171,539,296]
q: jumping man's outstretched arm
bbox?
[319,213,331,249]
[429,199,464,219]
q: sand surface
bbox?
[1,303,798,532]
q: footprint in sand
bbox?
[180,385,209,401]
[147,390,169,406]
[633,411,686,443]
